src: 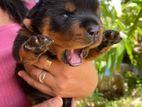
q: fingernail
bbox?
[18,71,23,77]
[18,72,21,76]
[51,97,63,107]
[56,97,63,106]
[47,97,63,107]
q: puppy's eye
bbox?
[63,14,69,18]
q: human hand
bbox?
[18,60,98,98]
[32,97,63,107]
[31,97,76,107]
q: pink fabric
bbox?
[0,24,31,107]
[25,0,36,9]
[0,1,35,107]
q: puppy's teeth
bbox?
[80,53,84,58]
[80,49,87,58]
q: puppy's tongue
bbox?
[66,49,82,66]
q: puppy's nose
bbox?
[87,25,99,36]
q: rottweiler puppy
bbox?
[13,0,121,107]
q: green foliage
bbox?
[95,0,142,75]
[79,0,142,107]
[77,71,142,107]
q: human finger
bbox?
[33,55,52,71]
[24,65,57,89]
[18,70,55,96]
[32,96,63,107]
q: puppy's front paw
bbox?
[94,30,121,52]
[23,35,53,56]
[103,30,121,46]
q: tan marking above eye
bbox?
[65,2,76,12]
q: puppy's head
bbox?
[24,0,103,66]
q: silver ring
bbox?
[39,70,47,83]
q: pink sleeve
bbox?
[25,0,36,9]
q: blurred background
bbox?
[78,0,142,107]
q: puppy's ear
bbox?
[23,18,33,32]
[65,2,76,12]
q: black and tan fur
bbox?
[13,0,121,107]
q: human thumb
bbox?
[48,97,63,107]
[32,97,63,107]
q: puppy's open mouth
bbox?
[63,49,87,66]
